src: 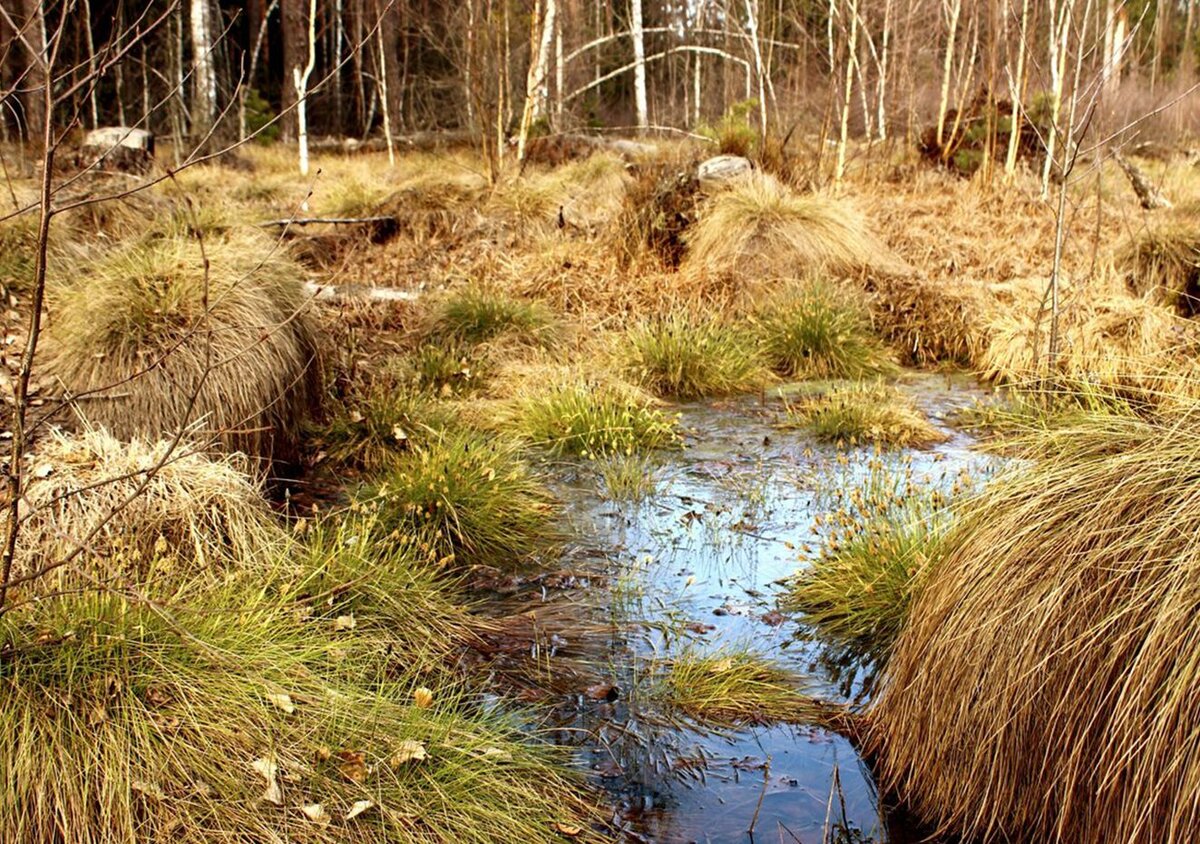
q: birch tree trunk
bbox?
[744,0,770,137]
[281,0,304,141]
[517,0,557,160]
[835,0,859,184]
[631,0,649,132]
[936,0,963,148]
[1004,0,1030,175]
[294,0,318,176]
[190,0,217,136]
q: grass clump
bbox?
[625,314,770,399]
[596,454,661,502]
[318,387,458,471]
[43,230,321,462]
[12,428,287,587]
[684,173,887,280]
[1115,215,1200,316]
[783,456,958,697]
[663,648,823,726]
[518,381,678,458]
[757,282,895,379]
[783,382,946,448]
[868,410,1200,844]
[427,287,556,347]
[360,430,557,567]
[0,538,597,843]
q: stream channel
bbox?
[491,373,995,844]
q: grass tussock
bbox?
[663,648,823,726]
[426,287,557,348]
[317,386,459,471]
[867,272,986,368]
[12,428,287,587]
[595,453,661,502]
[44,230,321,461]
[1115,215,1200,315]
[517,380,679,458]
[783,382,947,448]
[0,529,596,843]
[869,411,1200,844]
[757,281,895,379]
[684,173,889,280]
[783,455,960,697]
[625,314,770,399]
[360,430,557,568]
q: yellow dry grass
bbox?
[10,428,287,587]
[869,410,1200,843]
[43,229,321,461]
[684,172,892,281]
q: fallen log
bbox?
[1113,150,1173,210]
[303,281,419,302]
[259,215,396,227]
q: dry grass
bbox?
[1114,213,1200,315]
[684,172,892,281]
[10,428,287,587]
[624,313,771,398]
[869,409,1200,843]
[43,229,321,462]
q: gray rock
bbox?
[697,154,753,190]
[82,126,154,152]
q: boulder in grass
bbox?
[81,126,155,173]
[697,155,753,191]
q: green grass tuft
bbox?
[783,382,946,448]
[782,456,961,697]
[662,647,825,727]
[756,282,895,379]
[318,386,459,471]
[429,287,557,347]
[625,314,770,399]
[360,430,557,567]
[518,381,679,458]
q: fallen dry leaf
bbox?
[390,739,427,766]
[300,803,329,825]
[412,686,433,708]
[251,757,284,806]
[336,750,369,783]
[345,799,374,820]
[552,821,583,837]
[478,746,513,762]
[266,692,296,714]
[334,614,357,632]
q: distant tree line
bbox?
[1,0,1197,151]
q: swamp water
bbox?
[491,374,994,843]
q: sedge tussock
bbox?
[663,648,826,727]
[684,172,890,280]
[869,411,1200,844]
[516,379,679,458]
[783,382,947,448]
[625,313,771,399]
[316,385,459,471]
[0,543,598,843]
[11,428,286,587]
[782,454,959,697]
[359,429,557,568]
[426,286,558,348]
[43,230,321,461]
[1114,214,1200,315]
[756,280,895,379]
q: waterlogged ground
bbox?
[507,374,995,843]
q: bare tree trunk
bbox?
[17,0,47,142]
[835,0,859,183]
[936,0,963,148]
[190,0,217,136]
[295,0,318,175]
[631,0,648,132]
[281,0,304,141]
[517,0,557,159]
[744,0,769,137]
[1004,0,1030,175]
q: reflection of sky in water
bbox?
[550,373,997,843]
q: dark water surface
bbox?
[524,374,994,843]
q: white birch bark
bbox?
[631,0,649,132]
[294,0,318,177]
[190,0,217,134]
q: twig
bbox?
[258,215,396,227]
[748,753,771,836]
